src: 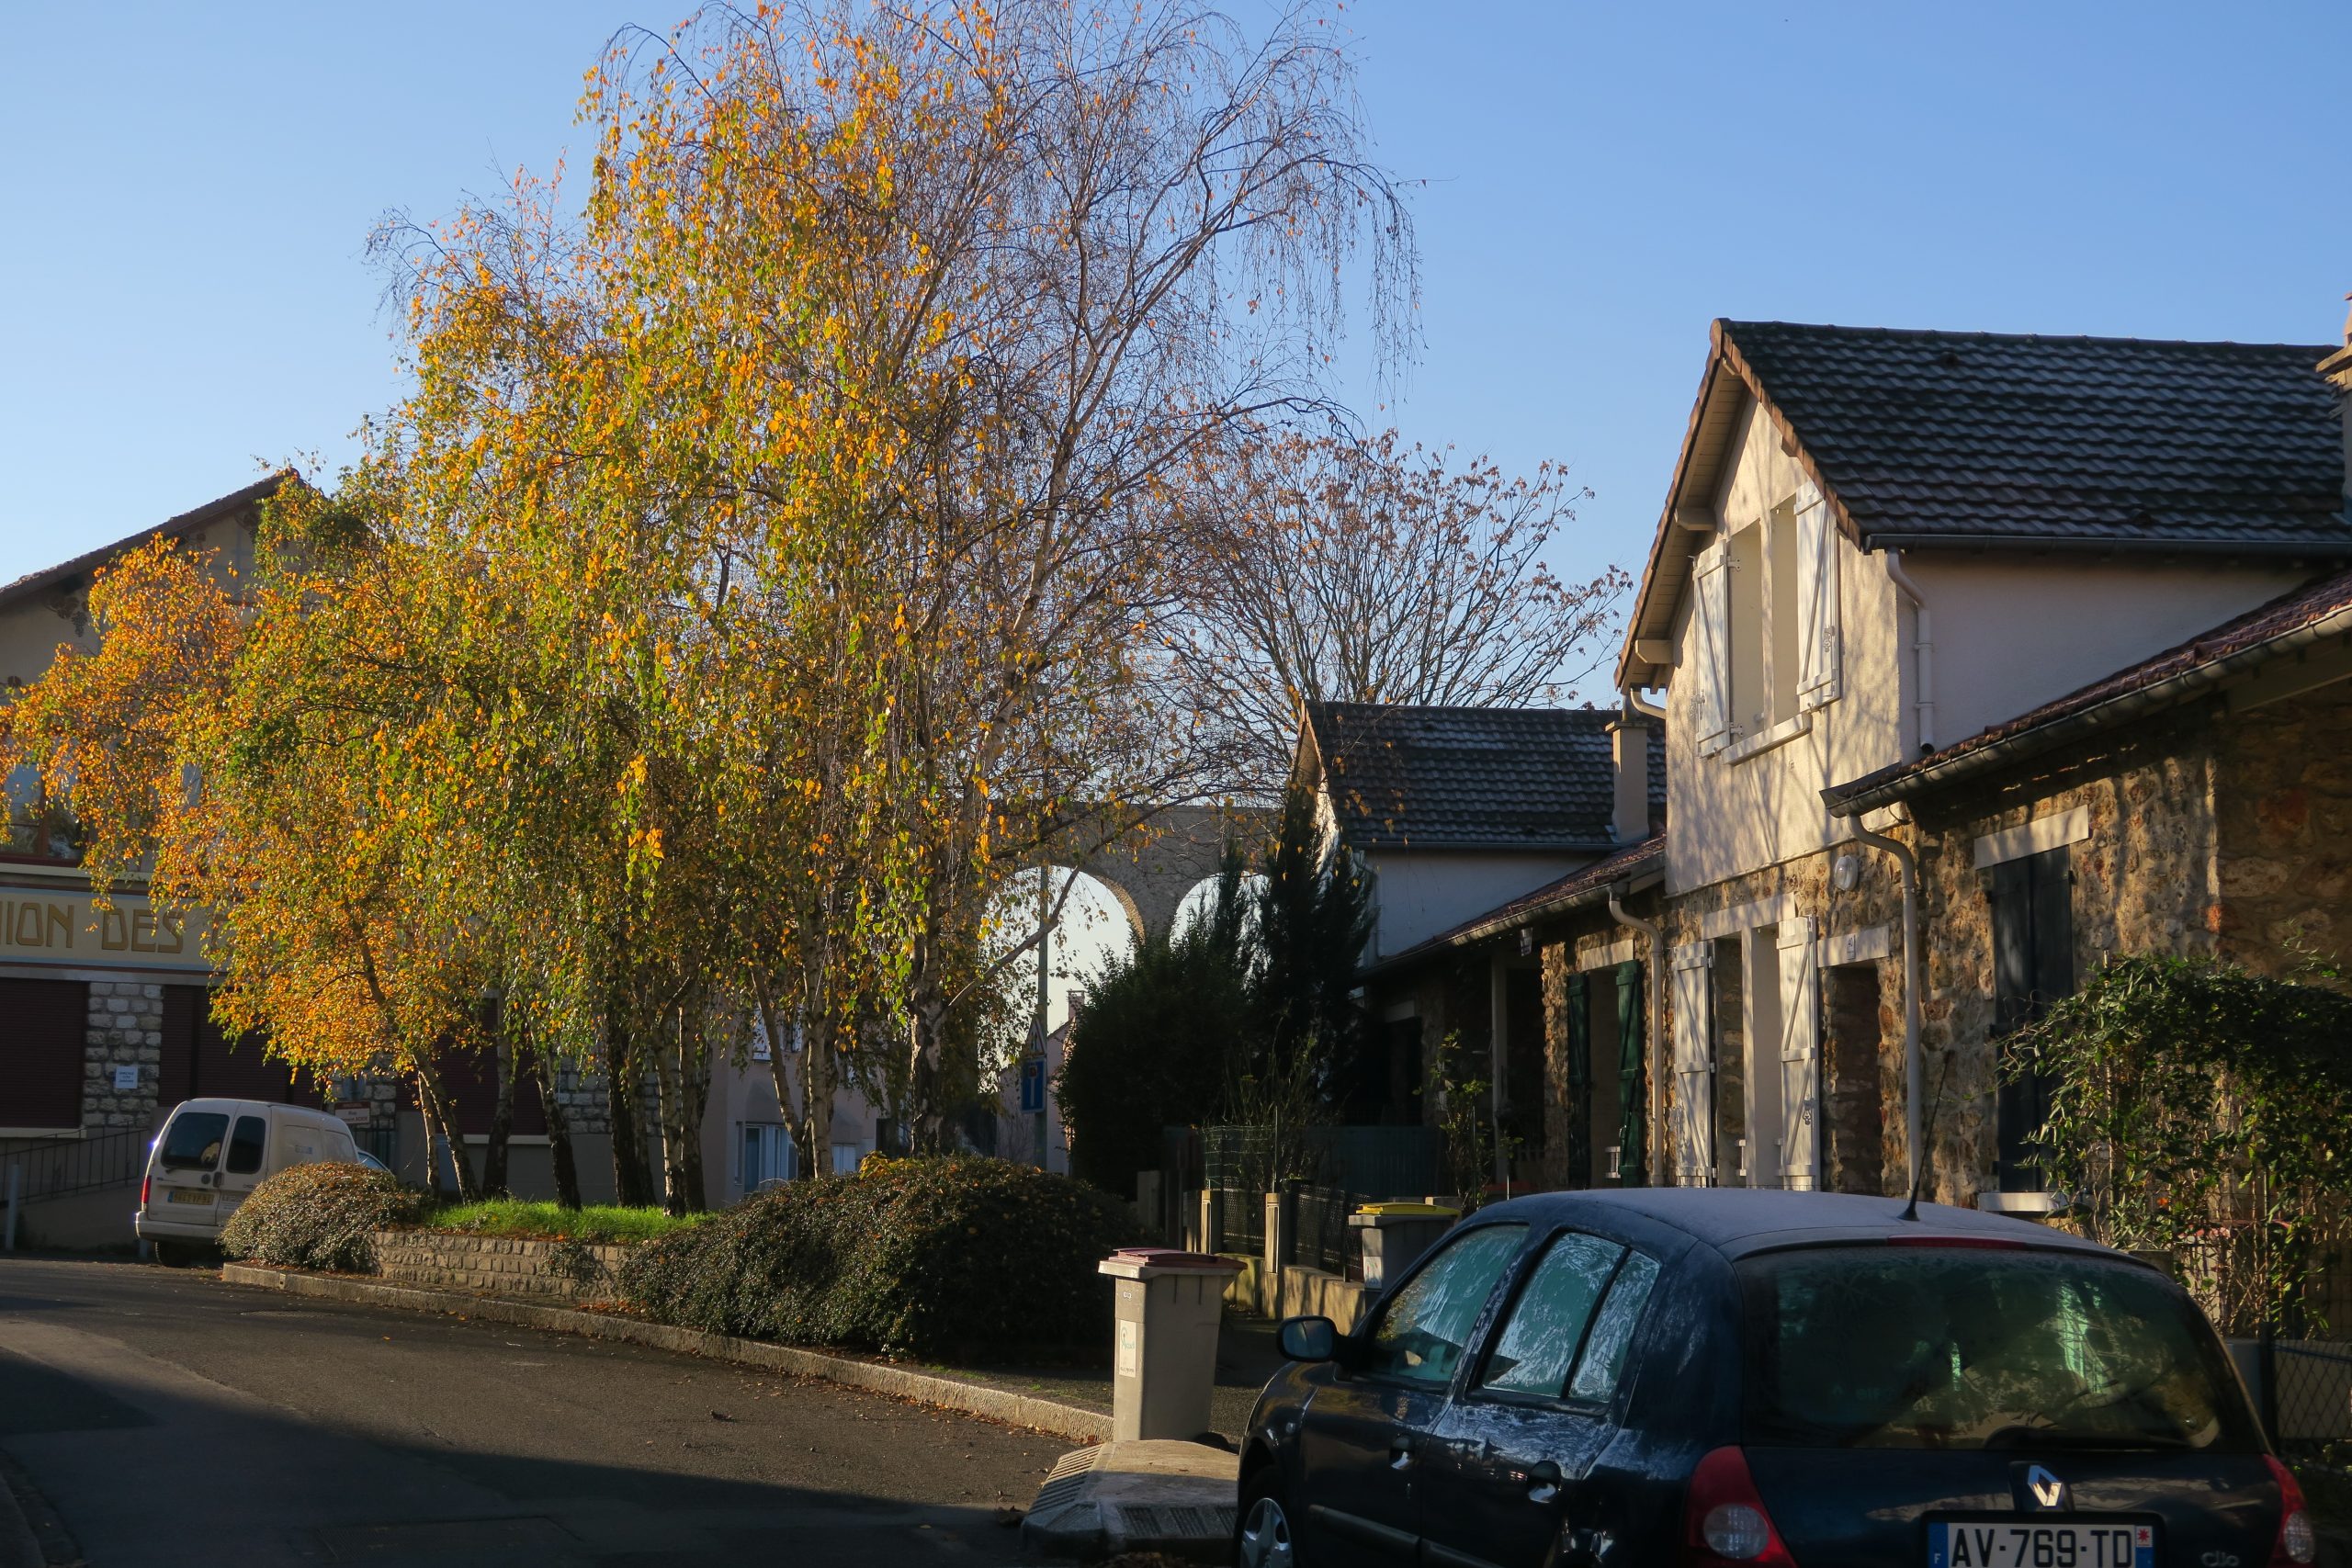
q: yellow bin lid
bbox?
[1355,1201,1461,1218]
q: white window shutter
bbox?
[1691,544,1734,754]
[1776,918,1821,1190]
[1795,488,1841,709]
[1670,943,1713,1185]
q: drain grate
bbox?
[1112,1502,1237,1543]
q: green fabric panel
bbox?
[1615,959,1645,1186]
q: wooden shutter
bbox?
[1777,919,1821,1190]
[1691,543,1734,754]
[1669,944,1713,1185]
[1795,486,1841,709]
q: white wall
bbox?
[1904,555,2312,750]
[1367,849,1591,956]
[1665,403,1908,895]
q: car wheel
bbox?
[1235,1469,1295,1568]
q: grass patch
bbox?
[420,1199,706,1245]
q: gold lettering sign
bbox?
[0,891,200,968]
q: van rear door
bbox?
[213,1112,270,1222]
[148,1108,232,1220]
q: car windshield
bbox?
[158,1111,230,1171]
[1739,1246,2257,1452]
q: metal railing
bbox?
[1,1127,150,1203]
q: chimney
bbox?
[1609,706,1655,843]
[2325,294,2352,509]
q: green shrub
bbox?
[618,1156,1138,1359]
[421,1199,705,1245]
[219,1161,427,1271]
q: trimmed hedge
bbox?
[219,1161,427,1271]
[617,1156,1138,1359]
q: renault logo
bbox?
[2025,1465,2069,1511]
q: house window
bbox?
[1690,484,1840,757]
[741,1122,795,1192]
[1726,523,1767,738]
[1990,845,2073,1192]
[1766,501,1803,724]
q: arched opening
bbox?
[1170,871,1268,942]
[983,866,1138,1173]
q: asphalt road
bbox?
[0,1256,1076,1567]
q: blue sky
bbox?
[4,1,2347,604]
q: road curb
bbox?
[220,1263,1111,1444]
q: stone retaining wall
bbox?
[370,1230,631,1302]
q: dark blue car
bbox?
[1237,1189,2315,1568]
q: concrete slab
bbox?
[1021,1439,1238,1562]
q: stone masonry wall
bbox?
[1660,847,1908,1195]
[1909,709,2221,1203]
[2211,676,2352,972]
[370,1231,631,1303]
[84,979,164,1131]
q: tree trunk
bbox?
[482,1032,516,1198]
[533,1041,582,1210]
[606,1015,656,1209]
[682,1007,711,1212]
[651,1004,695,1217]
[412,1056,481,1201]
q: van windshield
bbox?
[1738,1246,2257,1452]
[159,1112,230,1171]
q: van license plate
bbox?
[1929,1522,2153,1568]
[166,1188,215,1205]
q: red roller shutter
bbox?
[0,978,88,1129]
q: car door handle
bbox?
[1525,1459,1562,1505]
[1389,1436,1416,1471]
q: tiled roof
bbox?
[1303,702,1663,852]
[1726,321,2349,551]
[1363,835,1664,976]
[1824,565,2352,814]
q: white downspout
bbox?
[1623,688,1667,724]
[1850,821,1924,1197]
[1608,890,1666,1188]
[1883,550,1934,754]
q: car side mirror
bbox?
[1277,1315,1338,1362]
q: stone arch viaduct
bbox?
[1051,803,1272,944]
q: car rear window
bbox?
[159,1111,230,1170]
[1739,1246,2258,1452]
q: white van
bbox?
[135,1098,361,1260]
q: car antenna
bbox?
[1899,1050,1954,1223]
